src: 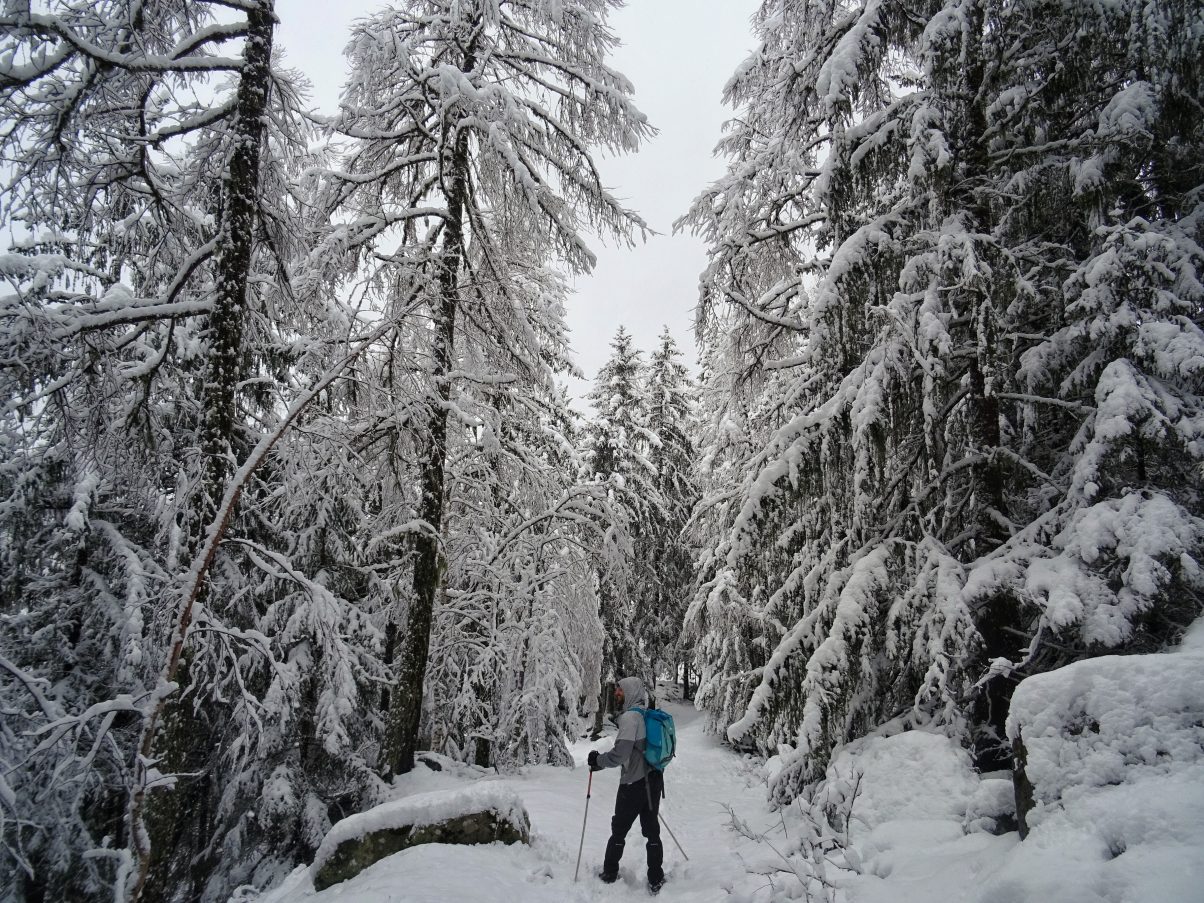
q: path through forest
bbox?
[262,675,1204,903]
[263,698,797,902]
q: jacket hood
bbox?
[616,676,648,712]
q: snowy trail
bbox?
[524,700,774,900]
[262,699,783,902]
[254,675,1204,903]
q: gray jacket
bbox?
[595,676,651,785]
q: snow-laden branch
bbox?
[0,14,246,74]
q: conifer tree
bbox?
[584,326,659,720]
[642,327,700,690]
[317,0,650,778]
[683,0,1203,801]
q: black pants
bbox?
[602,770,663,883]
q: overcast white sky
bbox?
[279,1,759,401]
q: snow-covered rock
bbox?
[985,623,1204,902]
[963,772,1017,836]
[1007,629,1204,835]
[310,784,530,891]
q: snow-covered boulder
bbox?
[310,784,530,891]
[1007,629,1204,837]
[979,624,1204,902]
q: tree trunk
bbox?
[382,108,472,779]
[591,680,614,740]
[1012,731,1036,839]
[134,5,275,900]
[958,0,1009,550]
[199,3,275,514]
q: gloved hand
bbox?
[587,750,601,771]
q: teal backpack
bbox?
[631,706,676,770]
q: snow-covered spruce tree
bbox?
[683,317,800,731]
[642,327,700,691]
[682,0,1202,801]
[323,0,650,778]
[583,326,661,722]
[680,0,983,798]
[957,0,1204,738]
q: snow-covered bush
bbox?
[821,731,980,837]
[736,728,1000,901]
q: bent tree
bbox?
[327,0,651,777]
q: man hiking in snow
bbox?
[587,675,665,893]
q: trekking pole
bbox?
[573,770,594,882]
[658,811,689,861]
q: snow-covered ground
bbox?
[257,701,781,902]
[254,639,1204,903]
[252,704,1013,903]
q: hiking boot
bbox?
[648,876,665,895]
[598,870,619,884]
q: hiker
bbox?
[587,675,665,893]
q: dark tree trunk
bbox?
[957,0,1009,551]
[941,4,1017,792]
[592,628,619,739]
[1012,732,1036,839]
[474,736,492,769]
[591,681,615,740]
[135,6,275,901]
[381,620,398,711]
[199,3,275,514]
[968,354,1007,541]
[382,106,472,779]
